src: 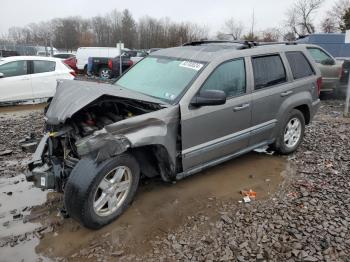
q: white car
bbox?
[0,56,75,103]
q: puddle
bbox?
[0,104,46,120]
[0,151,293,261]
[0,174,48,262]
[33,152,290,259]
[0,103,46,113]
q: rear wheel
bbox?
[64,154,140,229]
[99,67,112,79]
[271,109,305,154]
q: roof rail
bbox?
[182,40,298,49]
[258,41,298,46]
[183,40,260,50]
[183,40,246,46]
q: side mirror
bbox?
[321,58,335,66]
[0,73,4,79]
[191,90,227,107]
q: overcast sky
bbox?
[0,0,335,36]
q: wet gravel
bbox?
[133,100,350,262]
[0,109,44,177]
[0,100,350,261]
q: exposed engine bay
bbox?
[28,96,163,192]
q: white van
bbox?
[76,47,121,72]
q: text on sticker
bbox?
[179,61,203,71]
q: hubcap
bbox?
[100,69,110,79]
[284,117,302,149]
[93,166,132,217]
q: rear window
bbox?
[286,51,315,79]
[252,55,286,90]
[33,60,56,74]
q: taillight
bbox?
[108,59,113,70]
[70,71,77,77]
[127,60,133,67]
[316,77,322,96]
[339,64,344,79]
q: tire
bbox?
[64,153,140,229]
[271,109,305,155]
[99,67,112,79]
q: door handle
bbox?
[281,91,293,97]
[21,77,30,81]
[233,103,250,111]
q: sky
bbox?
[0,0,335,36]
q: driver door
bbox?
[181,58,252,171]
[0,60,32,103]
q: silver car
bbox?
[27,41,321,229]
[306,44,343,93]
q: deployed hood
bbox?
[46,80,167,125]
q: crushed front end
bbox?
[25,80,173,191]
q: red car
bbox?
[63,56,78,74]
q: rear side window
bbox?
[33,60,56,74]
[286,51,314,79]
[0,60,28,77]
[252,55,286,90]
[307,47,333,64]
[201,58,246,97]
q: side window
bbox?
[201,58,246,97]
[286,51,315,79]
[33,60,56,74]
[307,48,333,64]
[0,61,28,77]
[252,55,286,90]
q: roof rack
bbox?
[183,40,298,49]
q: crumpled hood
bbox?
[46,80,166,125]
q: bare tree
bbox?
[285,0,324,37]
[321,17,337,33]
[260,28,282,42]
[217,18,244,40]
[322,0,350,31]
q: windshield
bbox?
[115,56,204,103]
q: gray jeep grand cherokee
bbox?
[27,41,321,229]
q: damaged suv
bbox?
[27,41,321,229]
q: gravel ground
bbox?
[0,109,44,177]
[0,100,349,261]
[133,100,350,262]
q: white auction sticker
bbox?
[41,177,46,186]
[179,61,203,71]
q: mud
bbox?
[0,104,46,114]
[1,152,289,261]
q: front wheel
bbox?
[271,109,305,155]
[64,154,140,229]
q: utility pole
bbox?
[345,75,350,117]
[251,9,255,38]
[119,40,122,76]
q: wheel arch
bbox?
[128,144,177,182]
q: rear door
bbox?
[30,60,57,99]
[0,60,32,102]
[181,58,252,170]
[249,54,290,146]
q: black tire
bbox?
[99,67,112,79]
[64,153,140,229]
[271,109,305,155]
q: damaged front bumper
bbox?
[26,129,132,191]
